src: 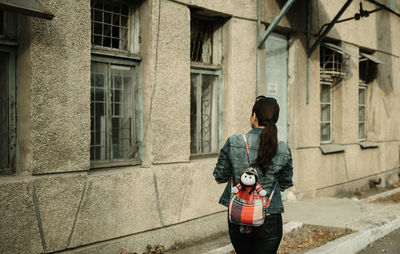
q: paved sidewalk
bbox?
[196,187,400,254]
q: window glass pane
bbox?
[91,0,129,50]
[321,123,331,142]
[190,74,199,154]
[201,74,218,153]
[359,88,365,105]
[111,65,136,160]
[90,62,107,161]
[321,104,330,122]
[0,52,9,169]
[359,123,365,139]
[321,84,330,102]
[359,106,365,121]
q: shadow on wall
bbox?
[375,9,394,95]
[271,0,343,52]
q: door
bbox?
[264,33,288,143]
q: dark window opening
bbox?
[0,10,4,35]
[359,58,377,84]
[190,17,214,64]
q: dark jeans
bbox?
[228,213,283,254]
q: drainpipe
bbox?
[256,0,261,96]
[306,0,310,104]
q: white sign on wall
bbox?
[267,83,278,95]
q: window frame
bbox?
[90,0,139,55]
[90,54,141,169]
[358,82,367,141]
[0,45,16,174]
[190,64,223,157]
[90,0,142,168]
[320,80,333,144]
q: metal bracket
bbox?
[258,0,297,49]
[307,0,354,57]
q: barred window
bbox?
[190,69,222,154]
[190,15,224,155]
[319,45,344,143]
[91,0,129,50]
[191,17,214,64]
[90,0,141,167]
[90,61,139,164]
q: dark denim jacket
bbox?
[213,128,293,214]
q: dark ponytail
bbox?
[252,98,280,175]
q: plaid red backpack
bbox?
[228,135,278,227]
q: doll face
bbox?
[241,172,256,186]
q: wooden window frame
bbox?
[320,81,333,144]
[90,0,139,55]
[358,83,367,141]
[190,65,223,157]
[0,45,16,174]
[90,53,142,169]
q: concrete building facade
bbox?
[0,0,399,253]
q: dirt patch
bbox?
[278,225,353,254]
[372,192,400,204]
[349,181,400,200]
[229,224,353,254]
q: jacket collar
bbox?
[249,128,263,134]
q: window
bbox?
[358,84,367,140]
[0,47,16,174]
[90,0,141,167]
[190,15,223,155]
[91,0,129,50]
[320,81,332,143]
[319,44,348,143]
[190,69,222,154]
[0,10,16,40]
[0,11,4,35]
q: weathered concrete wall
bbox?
[150,0,191,164]
[1,0,400,253]
[30,0,91,174]
[0,178,43,253]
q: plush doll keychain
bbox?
[231,167,267,196]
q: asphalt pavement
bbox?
[357,227,400,254]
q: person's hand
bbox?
[216,180,223,184]
[280,188,285,192]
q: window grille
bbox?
[191,17,214,64]
[320,46,346,85]
[91,0,129,50]
[190,69,221,154]
[90,61,139,164]
[359,83,367,140]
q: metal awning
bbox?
[322,42,359,58]
[368,0,400,16]
[0,0,54,20]
[360,52,385,64]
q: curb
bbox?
[360,187,400,203]
[304,216,400,254]
[203,222,303,254]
